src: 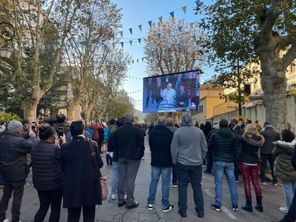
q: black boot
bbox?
[242,197,253,212]
[255,196,263,212]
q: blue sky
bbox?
[111,0,214,111]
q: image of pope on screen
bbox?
[143,70,200,113]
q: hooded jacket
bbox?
[238,134,265,164]
[260,126,280,154]
[273,140,296,182]
[208,127,236,163]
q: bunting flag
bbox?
[120,42,124,48]
[178,26,182,32]
[159,16,163,23]
[138,38,141,44]
[142,57,145,62]
[129,40,133,46]
[182,6,187,14]
[129,28,133,35]
[138,24,142,32]
[170,11,175,19]
[104,44,108,49]
[137,59,139,63]
[95,37,99,44]
[120,31,123,37]
[112,33,115,40]
[157,32,161,38]
[148,21,152,28]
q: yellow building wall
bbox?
[206,97,225,119]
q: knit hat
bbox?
[70,120,85,136]
[7,120,23,134]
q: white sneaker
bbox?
[279,206,288,214]
[162,205,174,213]
[3,219,9,222]
[111,194,117,201]
[147,203,154,210]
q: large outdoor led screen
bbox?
[143,70,200,113]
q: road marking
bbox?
[204,189,238,220]
[221,206,238,220]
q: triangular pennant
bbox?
[138,38,142,44]
[129,40,133,46]
[137,59,139,63]
[138,24,142,32]
[170,11,174,19]
[112,33,115,40]
[157,32,161,39]
[120,42,124,48]
[104,44,108,49]
[178,26,182,32]
[132,60,134,64]
[148,21,152,28]
[129,28,133,35]
[159,16,163,23]
[182,6,187,14]
[142,57,144,62]
[96,37,99,43]
[120,31,123,37]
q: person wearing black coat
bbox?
[61,120,103,222]
[31,125,64,222]
[238,124,265,213]
[113,115,145,209]
[0,120,34,222]
[146,117,174,212]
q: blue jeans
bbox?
[147,167,171,208]
[110,161,118,195]
[175,163,204,213]
[213,161,238,207]
[283,181,296,209]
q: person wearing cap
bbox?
[171,114,207,218]
[260,122,280,186]
[61,120,103,222]
[113,115,145,209]
[0,120,35,222]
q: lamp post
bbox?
[0,22,15,58]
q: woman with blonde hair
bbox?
[238,124,265,212]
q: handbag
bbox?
[100,176,108,201]
[89,141,109,201]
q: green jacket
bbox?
[273,140,296,182]
[208,128,236,163]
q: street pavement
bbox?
[1,146,286,222]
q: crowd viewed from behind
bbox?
[0,114,295,222]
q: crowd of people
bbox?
[0,114,295,222]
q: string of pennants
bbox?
[127,89,143,95]
[79,1,202,48]
[125,75,143,81]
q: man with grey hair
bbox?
[0,120,35,222]
[171,114,207,218]
[113,115,145,209]
[147,116,174,212]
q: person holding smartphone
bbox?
[31,125,65,222]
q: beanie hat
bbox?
[7,120,23,134]
[70,120,84,136]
